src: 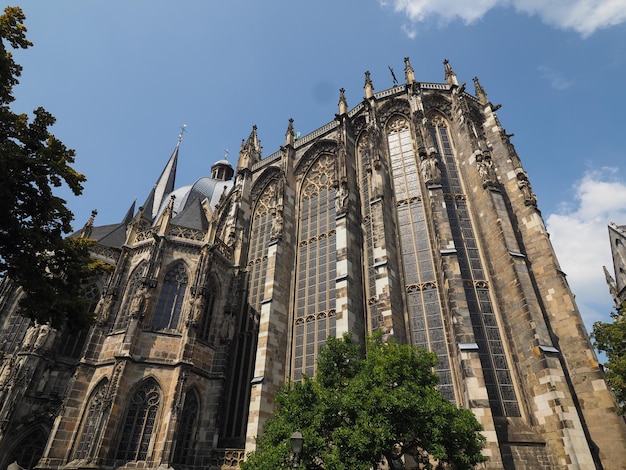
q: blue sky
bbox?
[9,1,626,340]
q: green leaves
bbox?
[243,333,486,469]
[592,308,626,414]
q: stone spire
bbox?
[404,57,415,85]
[285,118,295,147]
[364,70,374,99]
[443,59,458,87]
[338,88,348,115]
[473,76,488,105]
[141,140,180,222]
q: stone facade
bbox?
[1,59,625,469]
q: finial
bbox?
[224,149,230,160]
[285,118,295,147]
[404,57,415,85]
[338,88,348,115]
[364,71,374,99]
[178,124,187,143]
[443,59,458,86]
[80,209,98,239]
[473,77,488,105]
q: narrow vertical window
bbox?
[197,284,216,343]
[116,379,161,461]
[172,390,199,464]
[293,154,337,380]
[74,379,109,460]
[115,263,146,330]
[152,263,188,330]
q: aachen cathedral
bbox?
[1,59,625,470]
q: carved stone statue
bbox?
[516,169,537,207]
[220,313,236,341]
[335,182,349,215]
[270,207,284,240]
[130,286,149,319]
[420,151,441,186]
[476,151,497,188]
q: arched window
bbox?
[152,263,188,330]
[74,379,109,460]
[116,379,161,462]
[172,389,199,464]
[7,428,48,470]
[197,283,217,343]
[293,153,337,380]
[115,263,146,330]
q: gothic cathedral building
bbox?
[1,59,625,469]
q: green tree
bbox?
[242,333,486,469]
[0,6,101,329]
[592,306,626,414]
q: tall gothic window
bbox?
[197,280,217,343]
[221,180,275,444]
[386,116,455,401]
[74,379,109,460]
[115,262,146,330]
[172,390,199,465]
[429,117,520,417]
[152,263,188,330]
[115,379,161,462]
[293,154,337,380]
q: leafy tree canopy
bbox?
[592,306,626,414]
[0,6,105,329]
[242,333,486,469]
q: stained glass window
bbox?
[116,379,161,461]
[172,390,199,464]
[293,154,337,380]
[115,263,146,330]
[74,379,109,459]
[197,284,216,343]
[152,263,188,330]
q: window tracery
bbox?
[74,379,109,460]
[115,379,161,461]
[293,153,337,380]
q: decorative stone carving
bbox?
[335,181,349,215]
[476,150,497,188]
[420,150,441,186]
[270,206,283,240]
[220,313,236,341]
[516,168,537,207]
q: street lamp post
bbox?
[290,430,304,468]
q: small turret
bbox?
[404,57,415,85]
[364,71,374,99]
[443,59,458,87]
[211,155,234,181]
[338,88,348,115]
[237,125,262,173]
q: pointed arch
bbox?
[115,261,147,330]
[152,261,189,330]
[3,424,49,470]
[172,388,200,465]
[73,378,109,460]
[115,378,162,462]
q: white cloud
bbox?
[537,65,574,90]
[381,0,626,36]
[546,168,626,332]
